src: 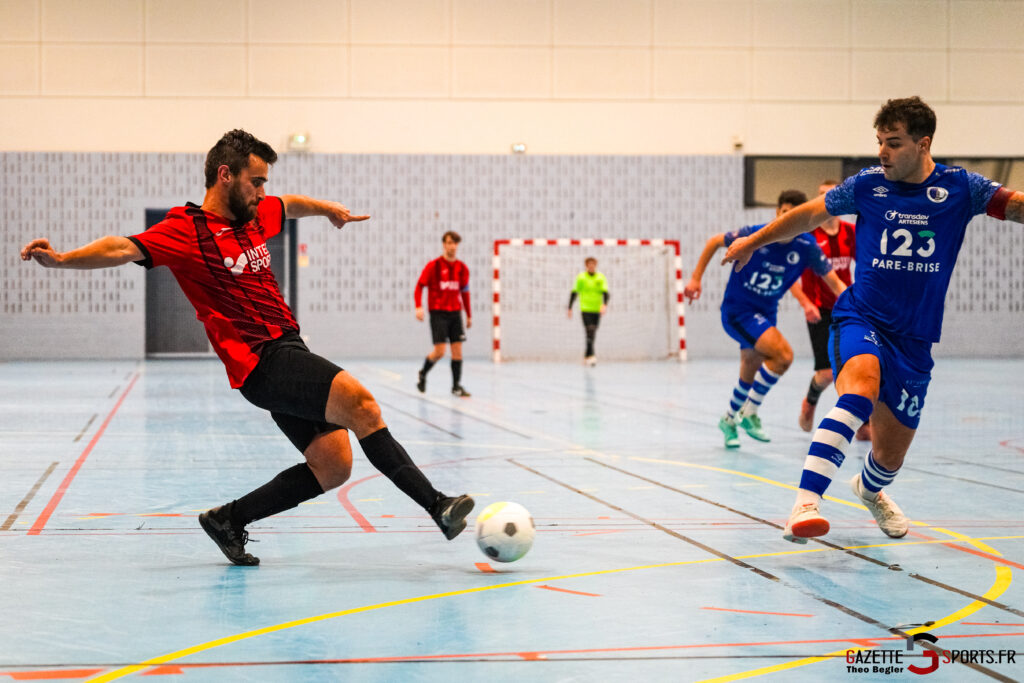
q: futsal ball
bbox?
[475,501,535,563]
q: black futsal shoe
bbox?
[417,370,427,393]
[198,505,259,566]
[451,385,471,397]
[431,494,475,540]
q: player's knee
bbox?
[316,457,352,491]
[305,438,353,491]
[354,396,383,428]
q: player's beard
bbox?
[227,182,257,223]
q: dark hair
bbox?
[873,96,936,141]
[204,129,278,188]
[584,257,597,265]
[442,231,461,243]
[777,189,808,208]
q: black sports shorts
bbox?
[581,311,602,328]
[429,310,466,344]
[239,332,346,453]
[806,307,834,372]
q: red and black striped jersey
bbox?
[128,197,297,388]
[800,220,856,310]
[414,257,471,315]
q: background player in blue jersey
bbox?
[685,190,847,448]
[723,97,1024,543]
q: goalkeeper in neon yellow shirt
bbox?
[567,257,609,366]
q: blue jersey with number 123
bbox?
[721,225,832,316]
[825,164,1000,342]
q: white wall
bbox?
[3,1,1023,362]
[1,0,1023,156]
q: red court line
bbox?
[6,631,1022,678]
[908,530,1024,570]
[962,622,1024,626]
[141,666,183,676]
[700,606,814,618]
[28,373,139,536]
[998,439,1024,454]
[335,474,381,532]
[3,669,103,680]
[536,585,601,597]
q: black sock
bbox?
[806,378,826,406]
[229,463,324,527]
[421,357,436,375]
[359,427,440,510]
[585,325,597,356]
[451,359,462,387]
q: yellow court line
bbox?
[697,566,1014,683]
[629,456,869,510]
[85,534,1022,682]
[623,456,1017,681]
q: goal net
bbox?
[492,239,686,362]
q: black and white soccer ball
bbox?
[474,501,535,563]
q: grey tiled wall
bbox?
[3,152,1020,361]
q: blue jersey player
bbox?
[685,190,847,448]
[723,97,1024,543]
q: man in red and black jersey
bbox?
[414,231,472,397]
[789,180,868,440]
[21,129,474,566]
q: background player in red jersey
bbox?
[21,129,475,566]
[789,180,869,441]
[414,231,472,397]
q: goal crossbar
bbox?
[492,238,686,363]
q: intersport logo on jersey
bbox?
[884,210,929,226]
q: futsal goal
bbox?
[492,239,686,362]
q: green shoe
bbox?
[718,415,740,449]
[739,412,770,442]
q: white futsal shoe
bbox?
[782,502,830,544]
[849,475,908,538]
[585,355,597,366]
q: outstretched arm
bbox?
[683,233,726,303]
[21,236,142,269]
[722,195,831,270]
[281,195,370,229]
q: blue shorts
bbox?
[828,312,934,429]
[721,307,776,350]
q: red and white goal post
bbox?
[492,238,686,363]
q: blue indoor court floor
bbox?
[1,357,1023,682]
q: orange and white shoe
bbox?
[850,475,908,538]
[782,502,830,544]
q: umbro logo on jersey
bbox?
[872,186,889,197]
[926,187,949,203]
